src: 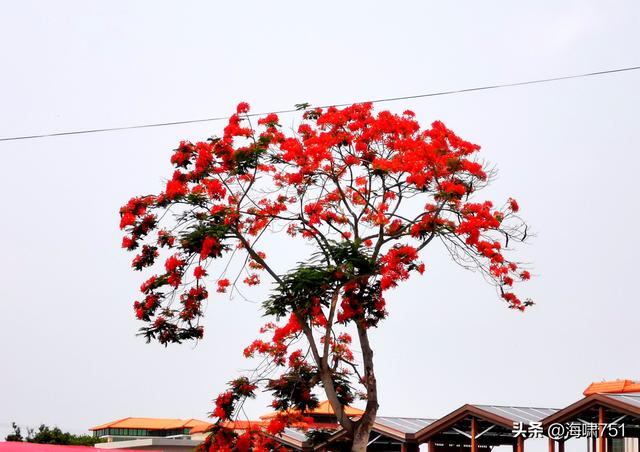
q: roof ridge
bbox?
[474,403,561,410]
[89,416,210,431]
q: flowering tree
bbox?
[119,102,532,452]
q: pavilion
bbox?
[542,390,640,452]
[413,404,557,452]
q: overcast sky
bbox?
[1,1,639,449]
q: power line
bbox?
[1,65,639,143]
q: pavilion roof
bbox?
[542,392,640,427]
[265,427,313,450]
[189,420,266,434]
[312,416,435,450]
[259,400,363,420]
[605,392,640,409]
[89,417,209,431]
[375,416,435,436]
[473,405,559,425]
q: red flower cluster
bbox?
[379,245,421,290]
[216,279,230,293]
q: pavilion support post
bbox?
[599,406,606,452]
[549,437,556,452]
[428,440,435,452]
[559,440,565,452]
[517,435,525,452]
[471,417,478,452]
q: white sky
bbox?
[1,1,639,449]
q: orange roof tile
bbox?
[89,417,210,431]
[189,423,213,434]
[583,380,640,396]
[189,420,266,434]
[259,400,364,420]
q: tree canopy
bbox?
[5,422,100,446]
[120,102,532,451]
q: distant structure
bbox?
[90,417,209,440]
[89,418,207,451]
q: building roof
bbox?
[584,380,640,395]
[0,443,158,452]
[189,420,266,434]
[262,427,312,451]
[89,417,209,431]
[259,400,364,420]
[605,392,640,409]
[473,405,558,424]
[375,417,435,436]
[279,428,309,443]
[312,415,436,450]
[543,392,640,427]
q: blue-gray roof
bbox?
[475,405,559,424]
[603,392,640,409]
[280,427,309,443]
[376,416,435,434]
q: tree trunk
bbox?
[350,320,379,452]
[351,425,371,452]
[349,401,378,452]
